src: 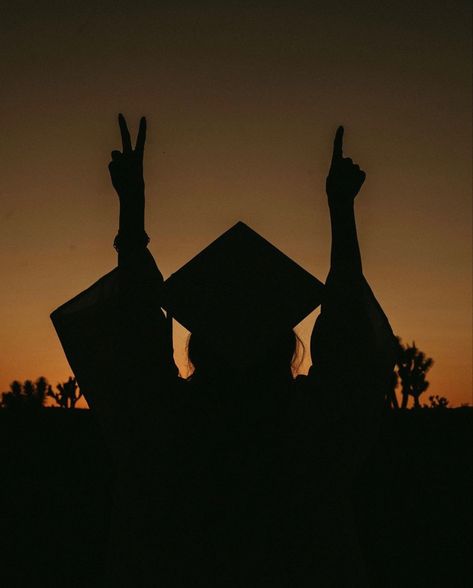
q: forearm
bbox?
[118,188,145,236]
[328,202,362,277]
[108,114,148,265]
[116,189,148,266]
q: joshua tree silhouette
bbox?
[395,338,434,409]
[47,377,83,409]
[425,395,450,410]
[1,377,49,410]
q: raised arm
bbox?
[50,116,179,466]
[309,127,395,416]
[108,115,178,398]
[325,126,364,280]
[109,114,150,264]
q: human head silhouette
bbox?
[187,328,304,383]
[162,221,322,383]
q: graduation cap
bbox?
[161,221,324,364]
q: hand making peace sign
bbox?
[109,113,147,199]
[326,126,366,208]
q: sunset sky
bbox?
[0,1,471,407]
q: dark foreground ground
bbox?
[0,408,471,587]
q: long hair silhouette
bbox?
[186,329,305,380]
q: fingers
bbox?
[118,113,132,153]
[331,125,344,165]
[341,157,365,177]
[117,114,146,155]
[135,116,147,154]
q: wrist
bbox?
[117,185,145,201]
[114,230,150,252]
[328,197,355,217]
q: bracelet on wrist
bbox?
[113,231,150,251]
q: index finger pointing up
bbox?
[331,125,344,164]
[135,116,147,154]
[118,113,132,153]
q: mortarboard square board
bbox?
[161,221,324,363]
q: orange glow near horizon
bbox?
[0,2,471,408]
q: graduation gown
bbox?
[51,247,395,587]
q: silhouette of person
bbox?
[51,116,395,587]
